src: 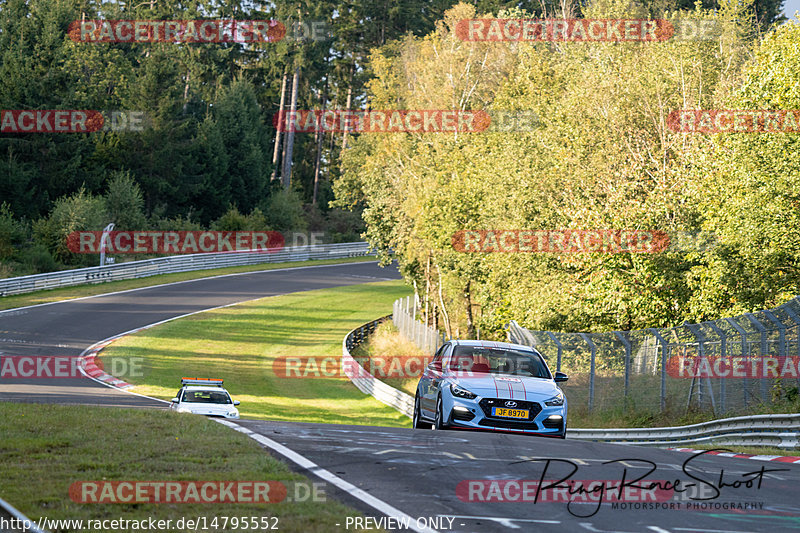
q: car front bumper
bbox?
[445,395,566,436]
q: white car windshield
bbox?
[182,390,232,404]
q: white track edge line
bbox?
[0,495,48,533]
[73,282,437,533]
[216,420,439,533]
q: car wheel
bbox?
[413,393,432,429]
[434,396,449,430]
[559,422,567,439]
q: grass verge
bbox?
[0,402,377,532]
[0,256,374,312]
[102,281,412,427]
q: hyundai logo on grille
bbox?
[505,401,517,407]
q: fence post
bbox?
[648,328,669,412]
[725,317,750,408]
[779,302,800,389]
[614,331,631,398]
[686,323,715,414]
[763,310,786,359]
[579,333,596,411]
[546,332,563,372]
[706,321,728,413]
[744,313,769,402]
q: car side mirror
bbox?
[554,372,569,383]
[428,361,442,372]
[170,398,179,403]
[233,400,240,406]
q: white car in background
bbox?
[170,377,240,419]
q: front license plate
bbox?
[492,407,529,418]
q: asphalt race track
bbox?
[0,261,399,407]
[2,261,800,532]
[237,420,800,533]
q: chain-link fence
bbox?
[508,298,800,416]
[391,295,800,416]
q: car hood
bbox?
[448,373,560,400]
[182,403,237,415]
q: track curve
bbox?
[0,261,399,407]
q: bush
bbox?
[262,190,307,232]
[105,171,147,230]
[33,189,107,264]
[18,244,59,274]
[150,215,203,232]
[0,203,27,260]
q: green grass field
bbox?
[0,256,374,311]
[102,281,413,427]
[0,403,378,532]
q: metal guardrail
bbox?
[0,242,371,297]
[568,413,800,449]
[341,318,799,449]
[342,315,414,418]
[0,496,47,533]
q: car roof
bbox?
[449,339,538,352]
[182,386,231,392]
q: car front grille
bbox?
[478,398,542,422]
[477,419,540,430]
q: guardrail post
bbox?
[99,223,115,267]
[579,333,596,411]
[725,317,750,408]
[648,328,669,412]
[745,313,768,402]
[706,321,728,413]
[546,332,563,372]
[614,331,631,398]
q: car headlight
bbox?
[545,391,564,406]
[227,410,239,417]
[450,384,477,399]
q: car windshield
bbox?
[183,390,232,404]
[448,346,551,379]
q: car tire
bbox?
[434,396,449,430]
[559,422,567,439]
[413,393,433,429]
